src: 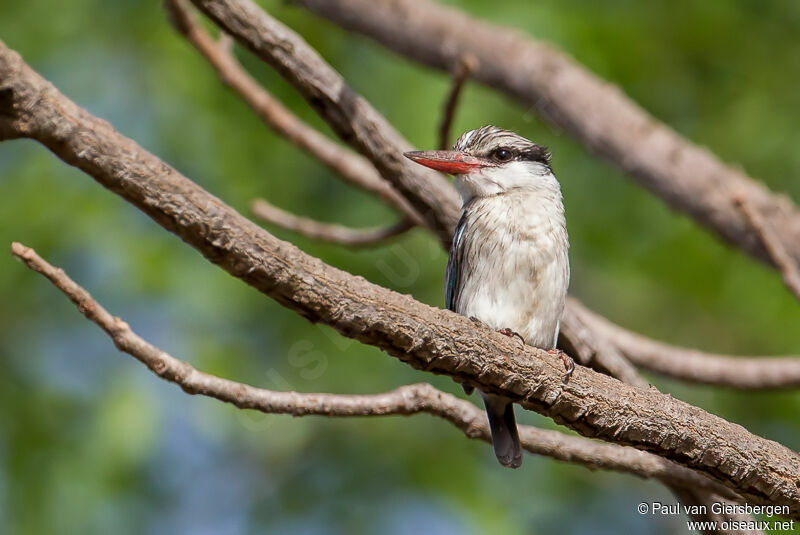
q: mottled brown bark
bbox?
[1,43,798,515]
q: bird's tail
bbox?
[482,393,523,468]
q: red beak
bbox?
[404,150,489,174]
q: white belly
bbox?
[452,194,569,349]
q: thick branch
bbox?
[8,241,742,501]
[1,43,798,514]
[570,298,800,389]
[558,305,648,389]
[295,0,800,271]
[251,198,411,247]
[186,0,462,248]
[163,0,425,227]
[181,0,800,393]
[177,0,654,392]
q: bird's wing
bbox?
[446,212,468,312]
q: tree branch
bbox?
[185,0,462,249]
[163,0,425,227]
[251,198,412,247]
[438,54,477,150]
[558,304,649,389]
[734,195,800,302]
[179,0,651,389]
[8,241,742,502]
[1,42,798,514]
[294,0,800,271]
[186,0,800,393]
[570,297,800,389]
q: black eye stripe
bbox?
[454,125,552,165]
[518,147,551,164]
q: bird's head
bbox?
[404,125,555,203]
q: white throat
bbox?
[453,161,559,205]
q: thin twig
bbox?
[163,0,425,227]
[735,195,800,302]
[9,241,741,501]
[438,54,477,150]
[187,0,463,248]
[251,198,412,247]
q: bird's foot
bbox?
[497,328,525,346]
[547,349,575,383]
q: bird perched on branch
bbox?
[405,126,572,468]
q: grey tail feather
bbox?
[482,394,523,469]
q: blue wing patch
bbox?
[446,213,468,311]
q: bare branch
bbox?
[11,240,743,502]
[175,0,656,392]
[163,0,425,227]
[251,198,411,247]
[186,0,462,248]
[5,0,783,525]
[184,0,800,395]
[438,54,477,150]
[735,195,800,301]
[570,297,800,389]
[295,0,800,271]
[558,305,648,389]
[1,43,798,513]
[561,305,761,530]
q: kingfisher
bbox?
[405,126,572,468]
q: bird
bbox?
[404,125,572,468]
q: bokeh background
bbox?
[2,1,800,533]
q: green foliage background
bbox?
[1,1,800,533]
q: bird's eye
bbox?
[491,148,514,162]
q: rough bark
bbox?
[8,241,743,503]
[187,0,800,391]
[164,6,768,524]
[294,0,800,270]
[570,297,800,389]
[1,43,798,515]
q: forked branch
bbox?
[164,0,425,227]
[735,195,800,301]
[9,241,740,502]
[187,0,800,391]
[295,0,800,271]
[569,297,800,389]
[0,43,798,513]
